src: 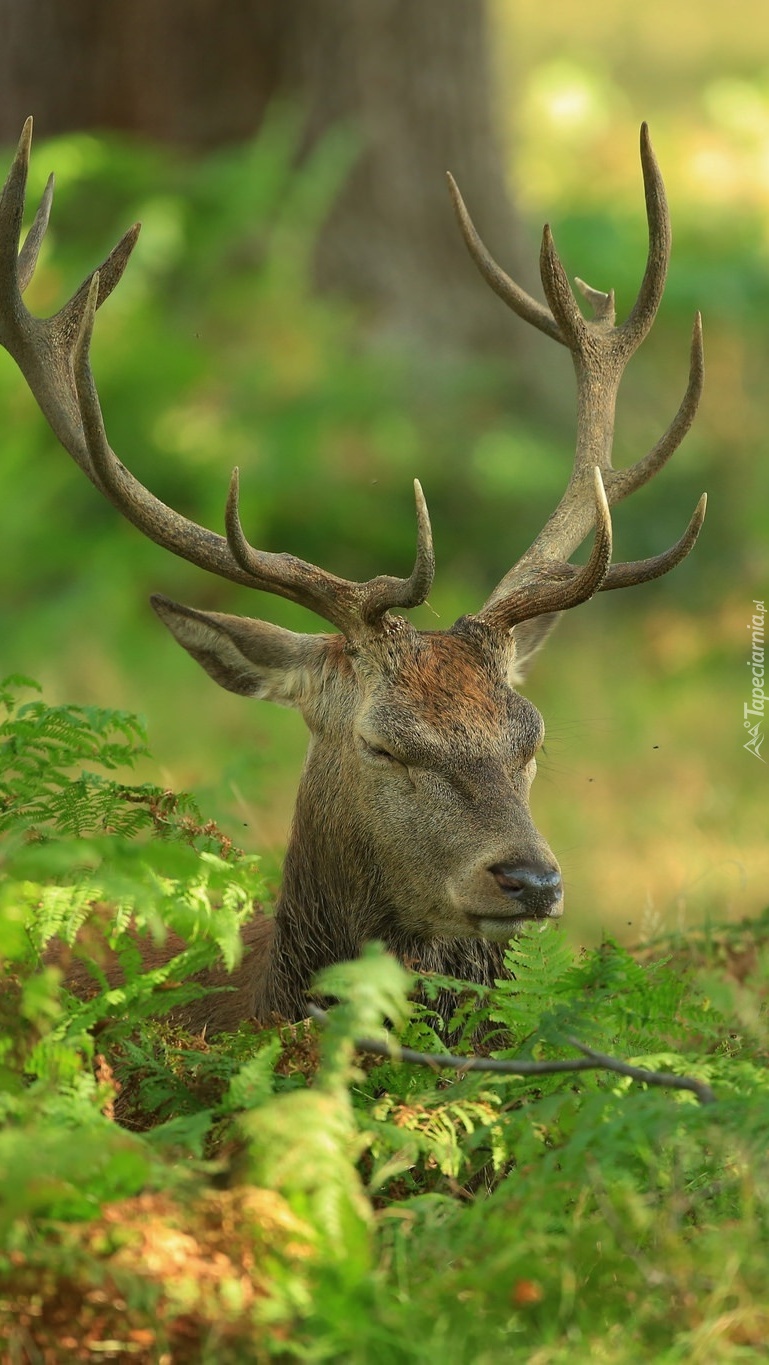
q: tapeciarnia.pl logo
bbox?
[744,599,766,762]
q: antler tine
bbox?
[601,493,707,590]
[0,120,434,639]
[450,124,705,631]
[75,275,433,635]
[358,479,436,625]
[446,171,563,344]
[0,121,142,490]
[226,468,435,635]
[502,491,706,604]
[17,171,53,293]
[607,312,704,501]
[0,117,34,317]
[619,122,672,354]
[482,468,613,631]
[538,223,590,351]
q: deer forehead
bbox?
[338,627,543,759]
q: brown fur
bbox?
[54,615,561,1033]
[52,917,274,1036]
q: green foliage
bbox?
[0,35,765,1355]
[0,683,267,1203]
[3,682,769,1356]
[350,927,769,1362]
[0,673,228,848]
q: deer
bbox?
[0,119,705,1034]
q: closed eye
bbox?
[360,736,400,762]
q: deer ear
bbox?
[507,613,561,686]
[151,595,329,708]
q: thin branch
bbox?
[307,1006,716,1105]
[567,1039,716,1106]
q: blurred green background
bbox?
[0,0,766,942]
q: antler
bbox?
[0,117,434,639]
[447,122,706,632]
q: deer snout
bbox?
[489,862,563,919]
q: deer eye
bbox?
[360,736,400,762]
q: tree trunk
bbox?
[277,1,536,353]
[0,0,536,355]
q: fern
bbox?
[491,922,586,1049]
[0,680,268,1110]
[1,675,147,822]
[6,683,769,1360]
[371,1089,505,1179]
[0,675,230,852]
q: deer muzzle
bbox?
[488,861,563,919]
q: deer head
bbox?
[0,121,705,1024]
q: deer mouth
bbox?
[469,912,536,943]
[469,901,563,943]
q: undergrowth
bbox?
[1,678,768,1362]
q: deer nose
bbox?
[489,862,563,919]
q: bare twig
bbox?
[566,1039,715,1105]
[307,1006,716,1105]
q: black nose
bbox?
[489,862,563,918]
